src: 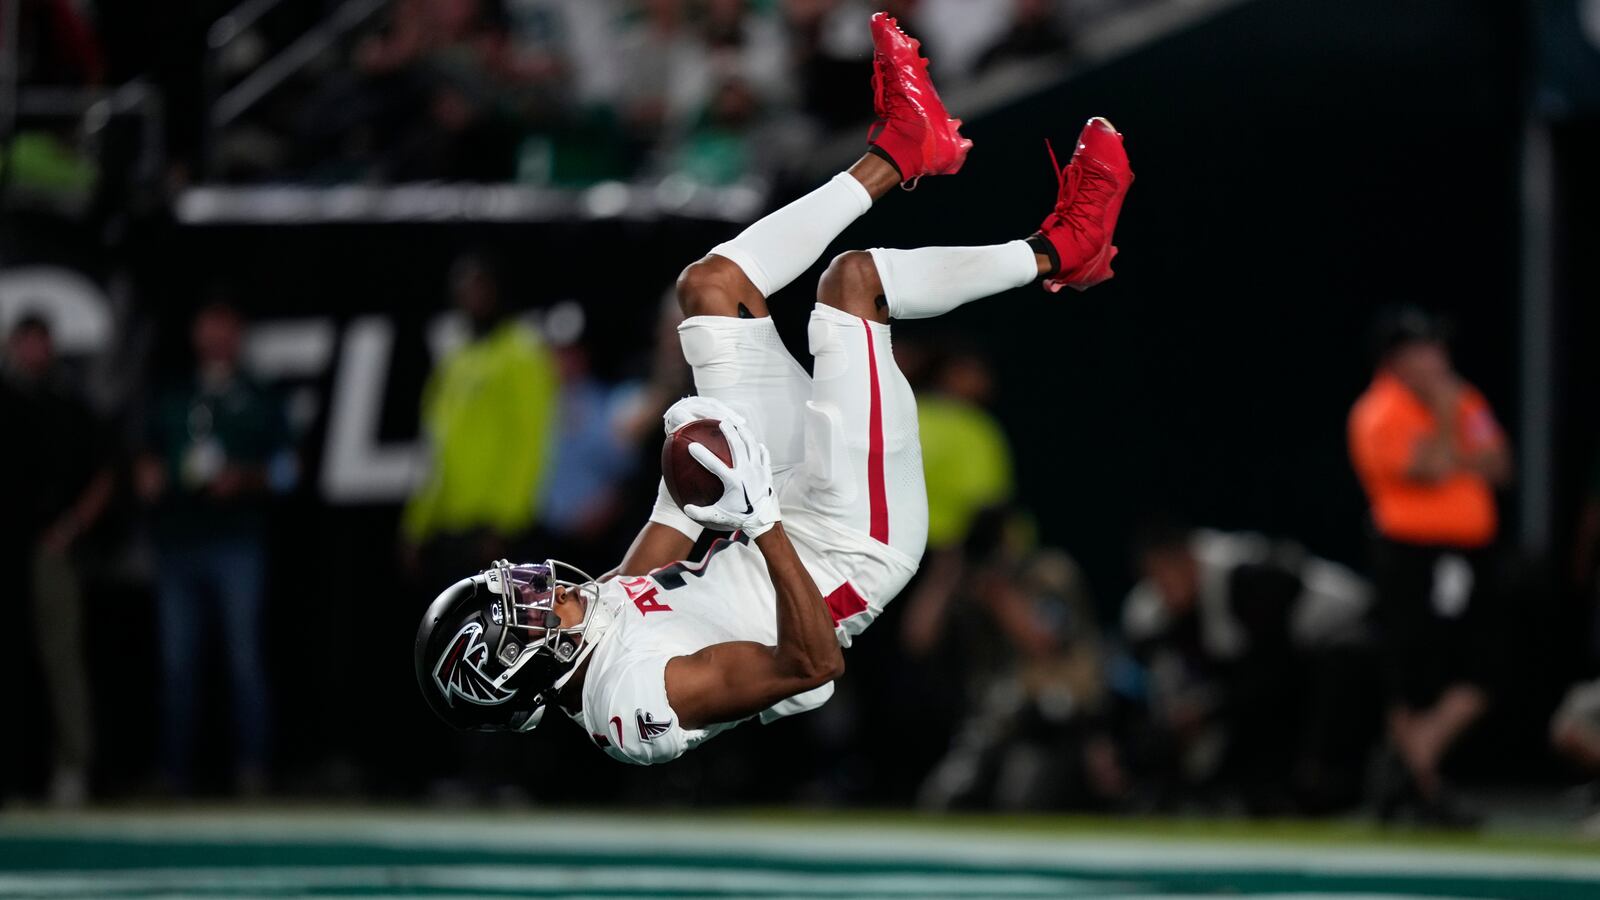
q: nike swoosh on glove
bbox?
[663,395,748,436]
[683,418,780,538]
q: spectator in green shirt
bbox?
[915,348,1015,552]
[136,300,293,795]
[401,253,559,589]
[901,348,1016,657]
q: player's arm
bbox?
[658,415,842,729]
[607,520,695,581]
[602,395,756,581]
[666,524,843,729]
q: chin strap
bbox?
[552,583,621,692]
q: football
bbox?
[662,418,732,511]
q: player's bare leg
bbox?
[675,13,968,321]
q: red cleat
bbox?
[867,12,971,184]
[1034,117,1134,292]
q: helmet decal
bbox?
[415,559,612,733]
[432,621,517,707]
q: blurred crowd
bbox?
[6,257,1600,833]
[220,0,1088,184]
[14,0,1098,191]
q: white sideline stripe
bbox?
[116,890,1472,896]
[0,864,1116,897]
[1113,890,1472,896]
[5,812,1599,883]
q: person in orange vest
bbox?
[1348,310,1511,826]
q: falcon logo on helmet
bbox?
[433,621,517,707]
[416,559,618,733]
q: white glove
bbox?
[683,419,781,537]
[663,395,747,436]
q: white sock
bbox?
[868,241,1039,320]
[709,172,873,298]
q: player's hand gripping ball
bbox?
[662,394,745,435]
[660,395,780,535]
[662,418,733,510]
[661,395,744,508]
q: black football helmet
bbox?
[414,559,604,733]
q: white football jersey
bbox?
[572,304,928,765]
[572,533,827,766]
[575,514,914,765]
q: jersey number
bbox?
[619,576,673,616]
[634,592,671,615]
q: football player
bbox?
[415,12,1134,765]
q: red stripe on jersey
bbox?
[862,320,889,544]
[824,581,869,623]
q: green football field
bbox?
[2,808,1598,898]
